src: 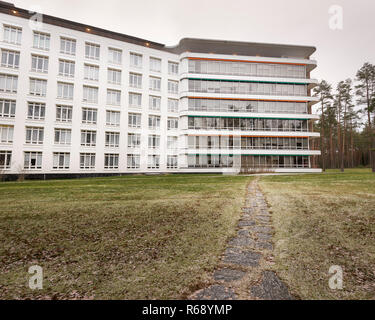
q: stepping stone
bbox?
[257,216,270,223]
[254,226,272,233]
[238,219,256,227]
[195,285,237,300]
[250,271,293,300]
[224,248,261,267]
[256,241,273,250]
[228,236,255,247]
[237,229,250,237]
[213,268,246,282]
[255,233,272,240]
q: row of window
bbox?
[2,25,179,73]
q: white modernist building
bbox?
[0,1,321,177]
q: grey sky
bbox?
[13,0,375,89]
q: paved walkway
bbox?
[190,178,293,300]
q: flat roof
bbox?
[0,1,316,59]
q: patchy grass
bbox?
[259,168,375,299]
[0,174,251,299]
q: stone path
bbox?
[190,178,293,300]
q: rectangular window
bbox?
[167,117,178,130]
[148,115,160,130]
[84,64,99,81]
[129,92,142,108]
[148,134,160,149]
[150,57,161,72]
[168,80,178,94]
[57,82,74,100]
[33,31,50,50]
[0,125,13,143]
[1,49,20,68]
[168,61,178,75]
[60,37,76,55]
[53,152,70,169]
[82,107,97,124]
[85,42,100,60]
[108,68,121,85]
[54,128,71,145]
[80,153,95,169]
[3,25,22,45]
[0,150,12,169]
[127,133,141,148]
[167,155,178,169]
[56,105,72,122]
[105,131,120,147]
[25,126,43,144]
[147,155,160,169]
[167,136,178,150]
[31,55,49,73]
[107,89,121,105]
[0,74,18,93]
[106,110,120,126]
[24,151,42,170]
[167,99,178,113]
[129,72,142,88]
[29,78,47,96]
[27,102,45,120]
[0,99,16,118]
[130,52,142,68]
[149,95,161,111]
[127,154,140,169]
[59,59,75,77]
[104,153,119,169]
[81,130,96,146]
[108,48,122,64]
[83,86,98,103]
[128,113,141,128]
[149,76,161,91]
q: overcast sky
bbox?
[13,0,375,90]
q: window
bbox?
[83,86,98,103]
[168,80,178,94]
[105,131,120,147]
[0,125,13,143]
[148,134,160,149]
[27,102,45,120]
[85,42,100,60]
[0,99,16,118]
[25,126,43,144]
[80,153,95,169]
[148,115,160,130]
[33,31,50,50]
[0,74,18,93]
[0,150,11,169]
[167,155,178,169]
[24,152,42,169]
[167,99,178,113]
[147,155,160,169]
[167,136,178,150]
[128,113,141,128]
[81,130,96,146]
[60,37,76,55]
[84,64,99,81]
[130,52,142,68]
[129,72,142,88]
[56,105,72,122]
[57,82,74,100]
[53,152,70,169]
[168,61,178,75]
[82,108,97,124]
[150,57,161,72]
[127,154,140,169]
[149,96,161,111]
[104,153,119,169]
[108,48,122,64]
[59,59,75,77]
[128,133,141,148]
[3,25,22,45]
[107,89,121,105]
[149,76,161,91]
[167,117,178,130]
[129,92,142,108]
[106,110,120,126]
[108,68,121,85]
[1,49,20,68]
[31,55,49,73]
[29,78,47,96]
[54,128,71,145]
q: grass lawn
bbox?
[259,168,375,299]
[0,174,251,299]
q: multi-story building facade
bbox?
[0,1,321,177]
